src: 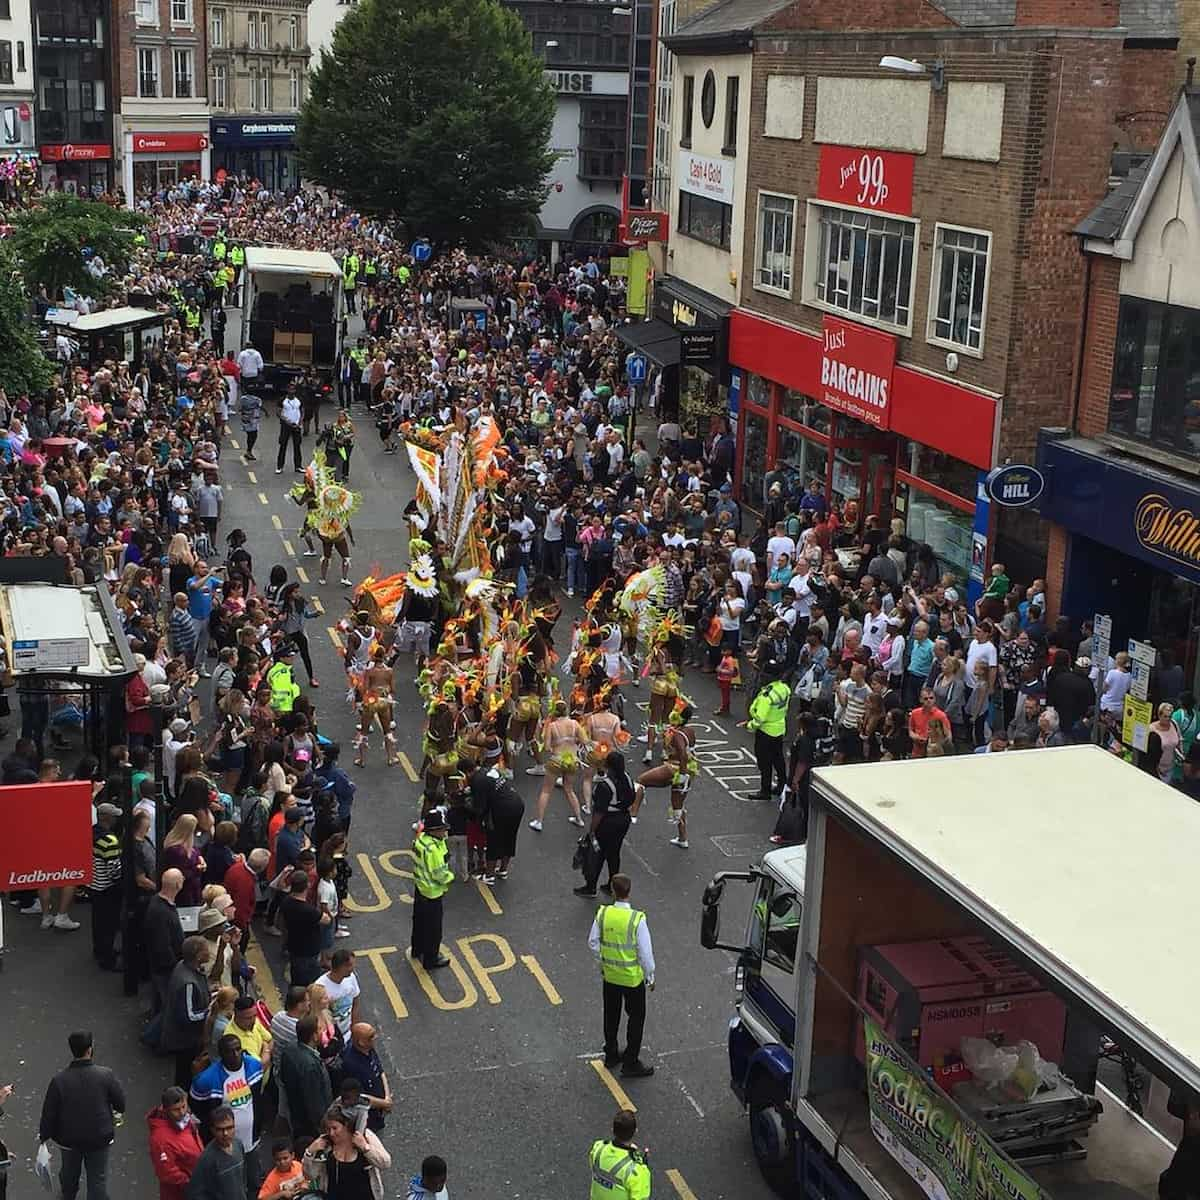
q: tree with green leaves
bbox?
[0,246,52,398]
[10,193,146,301]
[299,0,556,245]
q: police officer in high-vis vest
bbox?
[589,1109,651,1200]
[342,251,359,314]
[746,676,790,801]
[411,808,454,970]
[587,873,656,1078]
[266,645,301,715]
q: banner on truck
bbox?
[863,1017,1048,1200]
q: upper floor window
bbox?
[808,201,916,334]
[0,42,12,85]
[723,75,739,155]
[170,0,191,26]
[259,13,270,45]
[134,0,157,27]
[929,224,990,354]
[755,191,795,296]
[678,189,731,251]
[137,46,158,97]
[210,7,224,46]
[0,0,10,19]
[212,62,226,107]
[289,66,300,109]
[247,13,256,46]
[288,16,298,48]
[1108,296,1200,457]
[173,47,192,97]
[680,73,693,146]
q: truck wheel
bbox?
[748,1077,793,1195]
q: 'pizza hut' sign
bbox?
[625,212,669,243]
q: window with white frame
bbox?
[930,225,989,353]
[212,62,226,107]
[137,46,159,96]
[170,0,191,25]
[756,192,795,295]
[289,66,300,109]
[260,13,270,46]
[810,202,916,332]
[209,7,224,45]
[247,13,256,46]
[173,47,193,97]
[288,15,298,48]
[259,69,270,110]
[134,0,157,26]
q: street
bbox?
[1,337,781,1200]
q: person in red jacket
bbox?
[147,1086,203,1200]
[224,848,268,952]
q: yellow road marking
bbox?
[230,437,240,450]
[475,879,502,915]
[395,751,419,782]
[246,470,257,484]
[521,954,563,1005]
[271,514,282,530]
[296,567,309,583]
[667,1170,699,1200]
[257,492,269,505]
[243,935,282,1014]
[328,626,344,652]
[356,946,410,1019]
[456,934,515,1004]
[407,946,478,1010]
[282,538,295,557]
[310,597,324,615]
[590,1059,636,1112]
[345,852,393,913]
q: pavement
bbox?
[1,309,785,1200]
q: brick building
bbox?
[1037,83,1200,697]
[205,0,309,188]
[636,0,1177,598]
[111,0,211,200]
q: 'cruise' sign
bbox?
[819,315,896,429]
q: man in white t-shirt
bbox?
[236,343,263,380]
[765,523,796,572]
[316,950,361,1041]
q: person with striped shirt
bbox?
[91,802,124,971]
[168,592,197,665]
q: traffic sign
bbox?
[1128,638,1156,703]
[626,353,647,385]
[1092,613,1112,665]
[411,241,432,263]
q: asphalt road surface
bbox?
[0,330,784,1200]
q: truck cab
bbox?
[701,844,805,1189]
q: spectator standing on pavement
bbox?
[145,868,185,1014]
[277,1015,332,1148]
[185,1105,250,1200]
[189,1034,264,1157]
[282,868,329,987]
[89,802,124,972]
[302,1105,391,1199]
[406,1154,449,1200]
[38,1030,126,1200]
[315,950,361,1042]
[587,874,656,1079]
[340,1024,392,1134]
[147,1085,203,1200]
[162,937,213,1089]
[186,562,222,678]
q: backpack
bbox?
[239,792,269,853]
[812,716,836,765]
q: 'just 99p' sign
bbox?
[816,146,915,217]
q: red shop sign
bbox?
[133,132,208,153]
[624,211,669,243]
[817,145,915,216]
[0,782,95,891]
[40,143,112,162]
[819,314,896,429]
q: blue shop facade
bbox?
[210,118,300,192]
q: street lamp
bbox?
[879,54,944,91]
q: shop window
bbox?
[755,191,795,296]
[1108,296,1200,457]
[212,63,226,108]
[680,73,694,146]
[210,7,224,46]
[901,486,972,584]
[807,201,916,334]
[929,224,989,354]
[896,438,976,504]
[777,425,830,497]
[0,43,12,86]
[173,48,192,97]
[678,190,731,251]
[742,407,769,508]
[780,389,831,435]
[134,0,157,27]
[746,372,771,411]
[137,47,159,98]
[170,0,191,26]
[723,75,738,155]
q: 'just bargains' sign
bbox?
[819,315,896,429]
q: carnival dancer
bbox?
[511,631,549,777]
[288,471,319,558]
[344,609,377,693]
[635,699,697,850]
[529,698,588,832]
[393,545,439,677]
[581,688,627,814]
[421,681,460,799]
[642,617,684,766]
[354,645,398,769]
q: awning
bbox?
[615,318,680,368]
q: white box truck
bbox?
[239,246,344,392]
[701,746,1195,1199]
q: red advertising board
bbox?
[0,782,95,890]
[729,309,998,469]
[40,143,112,162]
[819,314,896,429]
[817,145,915,216]
[132,132,208,154]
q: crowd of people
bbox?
[1,167,1195,1200]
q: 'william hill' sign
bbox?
[1135,493,1200,571]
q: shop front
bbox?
[616,274,730,424]
[1038,432,1200,696]
[122,130,211,201]
[731,309,997,587]
[210,117,299,192]
[39,142,112,194]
